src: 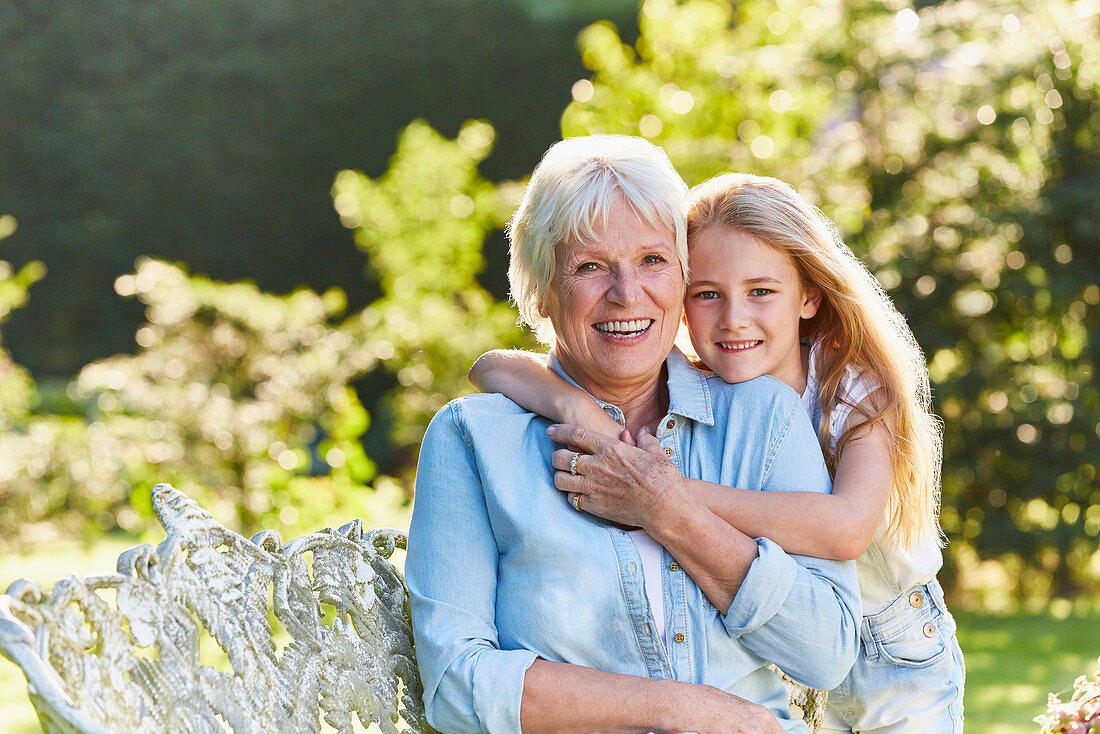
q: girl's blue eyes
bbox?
[692,288,774,299]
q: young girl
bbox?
[469,173,965,733]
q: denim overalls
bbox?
[821,541,965,733]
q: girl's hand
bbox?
[566,399,630,441]
[548,424,687,530]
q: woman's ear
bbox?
[801,287,823,319]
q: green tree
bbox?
[559,0,1099,604]
[0,215,42,430]
[0,120,531,545]
[71,259,385,533]
[0,257,392,546]
[333,121,530,472]
[0,0,636,376]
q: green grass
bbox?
[2,541,1097,733]
[956,609,1099,733]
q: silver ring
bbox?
[569,452,579,476]
[572,494,581,512]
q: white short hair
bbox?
[507,135,688,343]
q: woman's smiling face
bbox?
[540,197,684,399]
[683,225,820,393]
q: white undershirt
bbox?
[801,341,942,592]
[627,529,667,649]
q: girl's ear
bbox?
[801,287,823,319]
[681,309,689,326]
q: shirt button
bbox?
[664,447,673,456]
[669,562,680,572]
[666,419,676,429]
[909,591,923,607]
[674,633,685,643]
[922,622,936,638]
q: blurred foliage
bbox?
[0,215,43,429]
[0,0,636,377]
[559,0,1098,606]
[333,121,529,469]
[0,121,529,546]
[0,259,388,544]
[0,0,1096,608]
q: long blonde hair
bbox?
[688,173,943,550]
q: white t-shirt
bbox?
[801,341,942,594]
[627,529,667,649]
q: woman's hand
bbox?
[522,660,785,734]
[666,684,787,734]
[547,423,688,530]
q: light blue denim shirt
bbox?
[406,349,860,734]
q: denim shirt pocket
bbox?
[863,584,949,669]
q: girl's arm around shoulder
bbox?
[469,349,625,439]
[683,387,894,561]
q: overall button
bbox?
[666,419,676,429]
[922,622,936,638]
[668,562,680,572]
[664,447,673,456]
[674,633,685,643]
[909,591,923,607]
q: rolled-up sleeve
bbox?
[720,401,861,691]
[406,402,539,734]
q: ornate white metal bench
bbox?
[0,483,435,734]
[0,483,824,734]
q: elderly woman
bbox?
[406,135,860,734]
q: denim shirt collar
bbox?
[547,347,715,427]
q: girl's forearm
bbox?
[684,410,894,561]
[682,478,877,561]
[469,349,623,438]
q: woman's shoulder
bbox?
[707,373,803,421]
[668,349,802,424]
[436,392,544,423]
[426,392,549,437]
[706,374,825,478]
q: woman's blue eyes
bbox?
[575,255,667,272]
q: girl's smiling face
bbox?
[683,225,821,393]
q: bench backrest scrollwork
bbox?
[0,483,436,734]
